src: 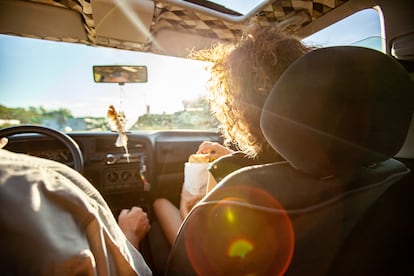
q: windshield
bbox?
[0,35,214,132]
[0,9,383,133]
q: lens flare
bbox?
[184,185,294,276]
[228,239,254,258]
[225,206,236,224]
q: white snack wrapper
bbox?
[183,162,210,195]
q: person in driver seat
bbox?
[153,23,313,247]
[0,137,152,275]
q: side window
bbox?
[302,8,384,52]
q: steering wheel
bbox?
[0,125,84,173]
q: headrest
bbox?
[260,46,414,177]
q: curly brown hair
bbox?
[191,24,311,158]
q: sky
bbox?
[213,0,265,14]
[0,8,381,121]
[0,35,211,120]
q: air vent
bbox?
[95,137,146,152]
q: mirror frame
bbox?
[93,65,148,83]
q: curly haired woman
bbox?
[153,23,312,247]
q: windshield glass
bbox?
[0,35,214,132]
[303,8,383,51]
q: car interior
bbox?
[1,0,414,275]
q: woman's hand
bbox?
[118,206,150,250]
[196,141,233,158]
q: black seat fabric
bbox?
[165,46,414,275]
[260,46,414,178]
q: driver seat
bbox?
[165,46,414,275]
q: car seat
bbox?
[165,46,414,275]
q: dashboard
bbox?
[3,130,222,219]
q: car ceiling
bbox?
[0,0,351,56]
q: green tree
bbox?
[0,105,74,127]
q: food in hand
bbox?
[188,153,216,163]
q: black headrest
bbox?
[260,46,414,177]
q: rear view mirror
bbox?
[93,65,147,83]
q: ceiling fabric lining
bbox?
[19,0,348,51]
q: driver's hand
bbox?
[0,137,8,149]
[118,207,150,250]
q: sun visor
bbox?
[91,0,154,50]
[151,29,219,57]
[0,0,87,41]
